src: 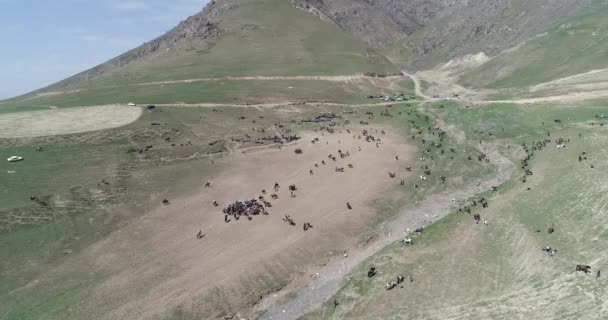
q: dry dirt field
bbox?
[0,104,142,138]
[27,126,413,319]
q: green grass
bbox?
[437,101,608,142]
[0,78,412,113]
[461,0,608,89]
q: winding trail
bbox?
[156,100,419,109]
[32,74,405,98]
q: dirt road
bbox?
[32,74,405,98]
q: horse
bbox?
[396,275,405,284]
[367,267,377,278]
[576,264,592,274]
[303,222,313,231]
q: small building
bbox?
[128,102,136,106]
[7,156,23,162]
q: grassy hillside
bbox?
[26,0,394,92]
[0,77,416,114]
[460,0,608,89]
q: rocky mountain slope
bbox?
[5,0,606,101]
[291,0,589,69]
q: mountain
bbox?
[3,0,608,110]
[291,0,589,70]
[41,0,396,93]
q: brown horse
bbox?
[576,264,592,273]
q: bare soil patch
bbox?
[36,127,413,319]
[0,104,142,138]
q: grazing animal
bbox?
[346,202,352,210]
[402,237,412,245]
[196,230,205,239]
[303,222,313,231]
[576,264,592,274]
[397,275,405,284]
[282,215,296,226]
[367,267,377,278]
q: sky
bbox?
[0,0,210,99]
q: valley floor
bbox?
[2,67,608,320]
